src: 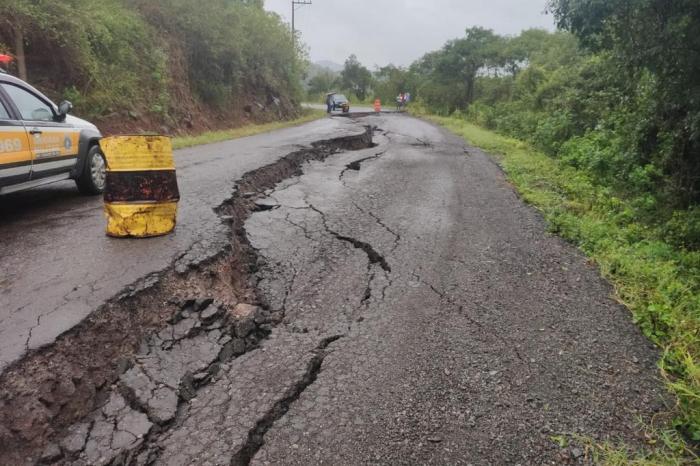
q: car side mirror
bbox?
[57,100,73,121]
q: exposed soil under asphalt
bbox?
[0,128,374,465]
[0,114,671,465]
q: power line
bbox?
[292,0,312,48]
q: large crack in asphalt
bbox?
[0,126,376,466]
[267,176,396,316]
[338,150,386,182]
[230,334,344,466]
[351,200,401,254]
[303,202,393,316]
[307,204,391,274]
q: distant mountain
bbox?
[314,60,343,73]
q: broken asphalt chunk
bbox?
[59,422,90,455]
[120,366,178,425]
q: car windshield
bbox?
[334,95,348,102]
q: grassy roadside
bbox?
[171,109,326,150]
[419,113,699,464]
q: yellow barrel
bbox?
[100,135,180,238]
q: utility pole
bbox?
[292,0,312,48]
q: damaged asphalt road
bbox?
[1,114,667,464]
[0,116,363,371]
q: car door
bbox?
[0,91,32,190]
[0,82,80,181]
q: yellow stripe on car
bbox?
[0,129,31,164]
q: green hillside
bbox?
[0,0,304,133]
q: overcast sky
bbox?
[264,0,555,68]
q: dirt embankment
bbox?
[13,40,301,137]
[94,84,302,137]
[94,94,301,137]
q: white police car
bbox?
[0,70,105,195]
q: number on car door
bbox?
[0,97,32,189]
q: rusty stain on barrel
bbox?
[100,135,180,238]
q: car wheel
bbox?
[76,144,107,195]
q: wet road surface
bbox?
[0,114,665,464]
[0,116,362,371]
[204,115,663,464]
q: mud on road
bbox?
[1,114,669,465]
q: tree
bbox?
[414,27,501,113]
[0,0,43,80]
[340,55,372,101]
[373,65,411,103]
[452,27,501,105]
[307,69,338,96]
[548,0,700,205]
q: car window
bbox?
[0,100,9,119]
[1,84,54,121]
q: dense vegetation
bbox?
[0,0,304,132]
[384,0,700,454]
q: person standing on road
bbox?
[326,93,334,114]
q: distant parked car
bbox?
[331,93,350,113]
[0,70,105,195]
